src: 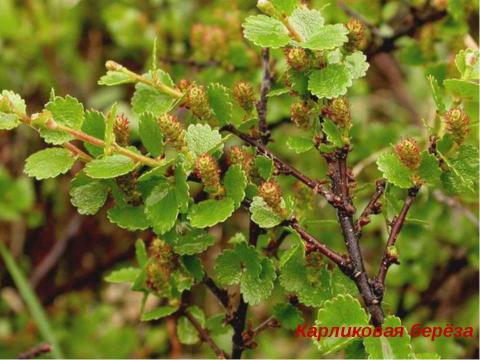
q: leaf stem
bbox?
[106,60,184,99]
[53,123,163,167]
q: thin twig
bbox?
[433,190,479,228]
[183,310,228,359]
[242,316,281,349]
[204,276,229,308]
[376,186,420,293]
[17,344,52,359]
[286,219,350,269]
[63,142,93,162]
[30,215,82,287]
[367,7,447,59]
[355,179,386,235]
[222,125,335,204]
[256,48,272,144]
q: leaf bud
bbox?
[256,0,276,16]
[185,84,214,121]
[195,154,224,197]
[284,47,311,71]
[157,114,186,151]
[233,81,256,112]
[259,180,286,217]
[444,107,470,144]
[145,239,177,293]
[394,138,421,170]
[227,146,254,178]
[386,245,399,264]
[290,101,312,129]
[114,114,130,146]
[346,19,367,50]
[190,24,228,62]
[322,97,351,128]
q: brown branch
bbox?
[204,276,229,308]
[326,148,384,326]
[183,309,228,359]
[286,219,350,269]
[17,344,51,359]
[255,48,272,144]
[30,215,82,287]
[222,125,335,204]
[375,186,420,294]
[367,7,447,59]
[355,179,386,236]
[433,190,479,228]
[242,316,281,349]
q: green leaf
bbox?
[131,70,176,116]
[107,205,151,230]
[316,294,369,354]
[279,244,333,306]
[175,165,190,213]
[70,180,109,215]
[345,51,369,80]
[105,267,140,284]
[364,316,413,359]
[301,24,348,51]
[85,154,135,179]
[141,306,178,321]
[441,144,479,194]
[331,267,357,297]
[250,196,282,228]
[177,306,205,345]
[255,155,274,180]
[24,148,75,180]
[214,248,243,285]
[82,110,105,157]
[288,8,324,40]
[377,152,414,189]
[272,303,304,330]
[135,239,148,267]
[0,242,63,358]
[322,118,344,147]
[0,113,19,130]
[182,255,205,282]
[168,228,215,255]
[271,0,298,15]
[417,151,441,186]
[308,64,353,99]
[286,136,314,153]
[139,112,163,157]
[145,186,179,234]
[188,198,235,228]
[207,83,233,126]
[185,123,223,156]
[454,49,479,80]
[243,15,290,48]
[444,79,479,100]
[427,75,446,113]
[241,257,276,305]
[214,242,273,305]
[224,164,247,208]
[98,70,134,86]
[0,90,26,115]
[41,95,84,144]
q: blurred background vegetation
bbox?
[0,0,478,358]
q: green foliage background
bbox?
[0,0,478,358]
